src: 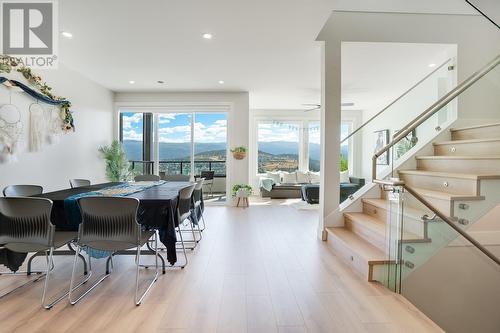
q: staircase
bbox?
[326,122,500,281]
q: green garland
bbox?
[0,55,74,132]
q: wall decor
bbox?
[0,55,74,132]
[374,129,389,165]
[394,129,418,159]
[0,103,23,163]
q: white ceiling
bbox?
[58,0,474,110]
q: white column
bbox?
[318,40,342,240]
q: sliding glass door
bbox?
[119,110,228,198]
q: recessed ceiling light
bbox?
[129,80,135,84]
[428,63,437,68]
[203,33,212,39]
[218,80,225,84]
[61,31,73,38]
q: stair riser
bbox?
[363,202,426,237]
[451,125,500,140]
[326,231,374,281]
[417,159,500,174]
[399,173,479,196]
[344,216,385,252]
[434,141,500,156]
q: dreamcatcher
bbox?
[0,92,23,163]
[29,102,45,152]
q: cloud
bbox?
[123,129,143,141]
[122,113,142,130]
[258,124,299,142]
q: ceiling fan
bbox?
[302,102,355,112]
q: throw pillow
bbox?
[340,170,350,183]
[266,171,281,184]
[281,171,297,184]
[308,171,320,184]
[296,171,310,184]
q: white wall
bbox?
[114,92,250,204]
[316,11,500,232]
[0,64,114,193]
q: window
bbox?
[308,121,320,172]
[194,113,227,176]
[340,121,352,172]
[120,112,154,174]
[257,121,300,173]
[158,113,192,175]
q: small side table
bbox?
[236,189,249,208]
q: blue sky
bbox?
[122,112,227,143]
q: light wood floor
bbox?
[0,205,443,333]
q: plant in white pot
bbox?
[232,184,253,207]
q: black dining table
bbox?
[36,181,194,265]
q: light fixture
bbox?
[218,80,225,84]
[129,80,135,84]
[202,33,212,39]
[428,63,437,68]
[157,80,165,84]
[61,31,73,38]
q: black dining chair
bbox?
[134,174,161,182]
[69,179,91,189]
[200,171,215,198]
[192,178,206,231]
[69,196,159,306]
[175,184,196,268]
[163,174,190,181]
[3,185,43,197]
[0,197,82,309]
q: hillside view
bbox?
[122,140,329,175]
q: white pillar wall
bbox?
[318,41,342,239]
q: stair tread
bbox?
[410,186,484,201]
[398,169,500,180]
[416,155,500,160]
[326,227,386,263]
[434,137,500,145]
[451,122,500,132]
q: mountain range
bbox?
[122,140,324,161]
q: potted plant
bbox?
[232,184,253,207]
[231,146,247,160]
[98,140,132,181]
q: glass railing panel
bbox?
[401,219,500,332]
[341,58,455,201]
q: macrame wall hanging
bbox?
[0,55,74,163]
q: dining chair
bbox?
[163,174,190,181]
[0,197,81,309]
[69,179,91,188]
[3,185,43,197]
[200,171,215,198]
[69,196,159,306]
[192,178,206,231]
[175,184,196,268]
[134,174,161,182]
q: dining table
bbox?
[35,181,195,267]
